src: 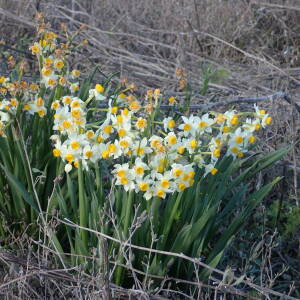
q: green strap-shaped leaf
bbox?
[0,162,39,213]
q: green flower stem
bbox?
[54,84,63,101]
[151,196,161,229]
[161,191,183,248]
[123,190,134,237]
[78,160,88,246]
[115,189,134,285]
[95,163,103,207]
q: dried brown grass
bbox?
[0,0,299,298]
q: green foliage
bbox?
[46,145,287,286]
[199,64,230,96]
[0,29,291,291]
[269,199,300,237]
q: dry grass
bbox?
[0,0,299,299]
[1,0,300,92]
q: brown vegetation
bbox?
[0,0,299,299]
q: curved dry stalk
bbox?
[53,216,300,300]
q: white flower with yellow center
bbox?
[116,124,134,139]
[0,100,11,111]
[62,96,73,106]
[42,74,58,89]
[133,157,149,178]
[71,107,85,122]
[66,133,88,153]
[30,42,42,55]
[41,67,53,78]
[118,136,133,150]
[135,117,147,132]
[107,140,123,159]
[227,129,247,158]
[71,69,80,79]
[224,110,239,127]
[254,104,267,118]
[70,82,80,93]
[36,106,47,117]
[183,137,200,154]
[99,142,110,159]
[113,163,135,191]
[204,163,218,177]
[111,113,132,129]
[52,107,73,133]
[89,84,106,101]
[132,138,152,158]
[164,132,179,150]
[163,117,176,132]
[51,100,61,110]
[228,128,247,156]
[155,171,174,191]
[113,163,129,178]
[171,163,185,178]
[54,59,64,71]
[60,146,79,165]
[34,97,43,107]
[99,120,114,139]
[52,139,63,158]
[142,186,156,201]
[261,114,272,128]
[83,144,99,163]
[178,116,196,137]
[242,118,262,132]
[149,135,164,150]
[135,176,154,199]
[152,177,174,198]
[70,97,84,109]
[194,113,214,133]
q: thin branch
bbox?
[96,92,300,113]
[54,216,300,300]
[251,1,300,12]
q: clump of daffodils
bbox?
[0,16,82,136]
[0,75,48,135]
[0,16,273,201]
[50,87,272,200]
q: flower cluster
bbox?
[0,22,83,137]
[50,85,272,200]
[30,28,81,93]
[0,17,273,200]
[0,75,49,135]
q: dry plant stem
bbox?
[54,217,300,300]
[186,20,300,85]
[94,92,300,113]
[0,266,76,291]
[143,217,156,291]
[175,92,299,112]
[0,249,259,300]
[99,237,111,300]
[251,1,300,12]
